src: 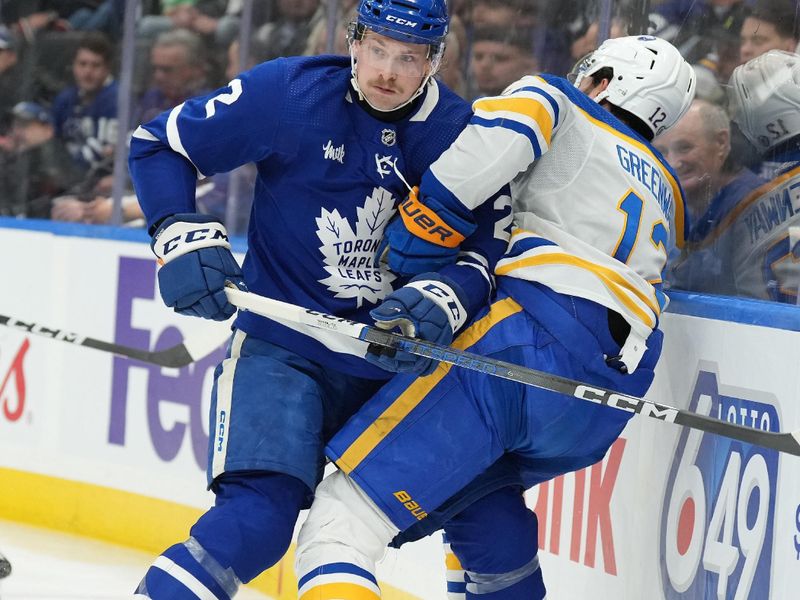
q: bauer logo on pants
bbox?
[659,367,778,599]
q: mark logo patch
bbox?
[660,368,778,600]
[323,139,345,164]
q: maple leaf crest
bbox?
[316,187,397,307]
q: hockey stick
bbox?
[225,284,800,457]
[0,314,228,368]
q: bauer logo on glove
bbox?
[399,187,465,248]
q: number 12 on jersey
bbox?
[612,189,668,263]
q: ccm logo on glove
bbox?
[405,280,466,332]
[399,188,465,248]
[154,220,230,264]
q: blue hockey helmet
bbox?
[354,0,449,49]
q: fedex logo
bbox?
[795,504,800,560]
[660,368,778,600]
[386,15,418,27]
[108,257,226,470]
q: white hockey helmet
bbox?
[728,50,800,154]
[574,35,696,138]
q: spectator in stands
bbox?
[67,0,126,40]
[212,0,275,49]
[655,99,766,296]
[569,16,629,65]
[739,0,799,64]
[438,19,468,98]
[0,25,23,127]
[255,0,322,60]
[138,0,231,45]
[135,28,210,125]
[651,0,751,81]
[0,102,82,219]
[225,37,270,81]
[52,31,118,177]
[1,3,69,42]
[54,27,211,225]
[469,26,538,99]
[470,0,538,29]
[304,4,356,56]
[469,0,570,79]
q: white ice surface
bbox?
[0,519,271,600]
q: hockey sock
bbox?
[135,471,308,599]
[444,486,546,600]
[443,533,467,600]
[464,564,546,600]
[134,539,239,600]
[295,471,399,600]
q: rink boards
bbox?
[0,219,799,600]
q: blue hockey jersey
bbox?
[129,55,510,378]
[52,79,119,170]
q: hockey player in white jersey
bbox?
[726,50,800,302]
[126,0,526,598]
[295,35,695,599]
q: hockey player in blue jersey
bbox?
[295,35,697,599]
[127,0,521,598]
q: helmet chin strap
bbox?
[349,45,438,113]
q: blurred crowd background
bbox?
[2,0,800,304]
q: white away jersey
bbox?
[420,75,686,369]
[730,162,800,303]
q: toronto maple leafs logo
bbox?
[316,187,397,307]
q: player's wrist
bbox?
[398,188,476,249]
[405,272,468,333]
[151,213,231,265]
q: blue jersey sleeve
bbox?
[437,186,512,321]
[400,82,512,322]
[129,59,289,231]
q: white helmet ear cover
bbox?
[580,36,696,138]
[728,50,800,153]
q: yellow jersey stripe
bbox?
[445,552,464,570]
[337,297,524,474]
[299,582,381,600]
[473,97,554,145]
[495,253,658,327]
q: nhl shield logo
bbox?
[381,128,396,146]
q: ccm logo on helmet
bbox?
[386,15,418,27]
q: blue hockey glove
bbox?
[375,188,477,276]
[366,273,468,376]
[151,213,244,320]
